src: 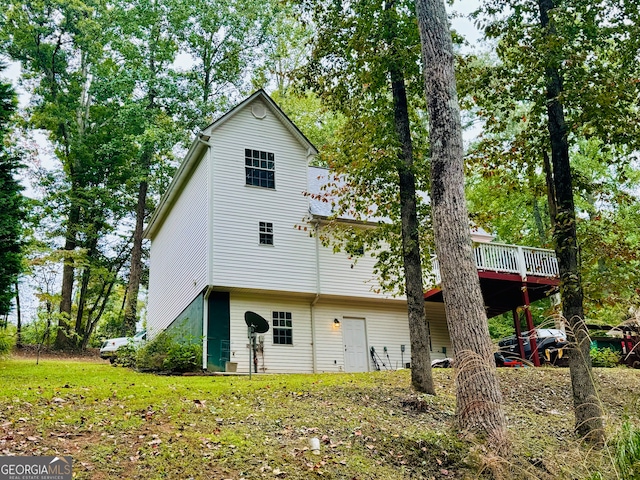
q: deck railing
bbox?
[431,242,558,286]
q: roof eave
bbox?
[143,135,208,239]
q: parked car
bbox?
[99,330,147,362]
[498,328,568,365]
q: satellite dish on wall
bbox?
[245,311,269,377]
[244,311,269,333]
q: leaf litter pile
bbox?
[0,358,638,479]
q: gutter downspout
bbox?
[310,219,321,373]
[200,133,215,372]
[202,286,215,370]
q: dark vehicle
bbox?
[498,328,568,365]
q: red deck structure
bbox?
[425,242,560,366]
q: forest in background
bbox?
[0,0,638,351]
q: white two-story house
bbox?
[144,90,457,373]
[145,90,560,373]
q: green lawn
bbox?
[0,358,638,479]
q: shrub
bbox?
[590,347,621,367]
[113,343,137,368]
[0,328,15,356]
[135,331,173,372]
[164,342,202,373]
[134,331,202,373]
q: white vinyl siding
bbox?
[312,299,410,373]
[227,293,313,374]
[147,156,209,337]
[145,93,456,369]
[316,243,399,300]
[207,99,317,293]
[425,302,452,359]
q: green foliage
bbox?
[0,0,290,351]
[590,347,621,368]
[0,67,24,316]
[19,318,57,348]
[462,15,640,320]
[164,341,202,373]
[612,421,640,479]
[134,330,202,373]
[271,89,345,154]
[135,331,173,372]
[0,326,15,356]
[112,343,137,368]
[295,0,434,295]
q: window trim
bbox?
[245,148,275,189]
[259,221,273,246]
[272,311,293,345]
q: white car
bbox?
[99,330,146,362]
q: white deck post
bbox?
[517,246,527,280]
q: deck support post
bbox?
[521,285,540,366]
[511,308,526,360]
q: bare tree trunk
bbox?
[123,177,148,336]
[15,281,21,348]
[388,66,435,395]
[415,0,507,449]
[56,200,80,349]
[537,0,604,444]
[383,1,435,394]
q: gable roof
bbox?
[202,89,318,154]
[144,90,319,239]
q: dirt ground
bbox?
[9,345,106,362]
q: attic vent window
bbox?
[251,103,267,119]
[245,149,275,189]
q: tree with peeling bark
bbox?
[414,0,508,447]
[297,0,435,394]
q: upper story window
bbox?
[245,149,275,189]
[259,222,273,245]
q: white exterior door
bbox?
[342,318,368,372]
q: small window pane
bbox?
[272,311,293,345]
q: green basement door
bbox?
[207,292,231,371]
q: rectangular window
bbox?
[245,148,275,188]
[259,222,273,245]
[272,311,292,345]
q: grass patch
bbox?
[1,358,639,479]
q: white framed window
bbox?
[259,222,273,245]
[272,311,292,345]
[245,149,275,188]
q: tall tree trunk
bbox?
[123,177,148,336]
[56,200,80,349]
[415,0,507,450]
[537,0,604,443]
[15,281,21,348]
[542,151,557,226]
[387,48,435,394]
